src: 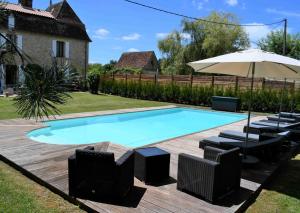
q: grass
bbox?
[0,161,84,213]
[247,152,300,213]
[0,92,169,120]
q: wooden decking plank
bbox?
[0,107,292,213]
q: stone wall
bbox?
[0,29,89,75]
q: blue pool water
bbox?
[27,108,246,148]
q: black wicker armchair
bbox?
[177,146,241,203]
[68,146,135,200]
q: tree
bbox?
[158,32,186,74]
[103,60,117,73]
[258,30,300,60]
[158,11,250,74]
[88,63,103,74]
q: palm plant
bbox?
[14,62,75,121]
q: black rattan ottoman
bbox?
[134,147,170,184]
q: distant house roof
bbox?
[4,3,54,19]
[0,1,91,42]
[115,51,157,69]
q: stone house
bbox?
[0,0,91,93]
[115,51,159,74]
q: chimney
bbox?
[19,0,33,8]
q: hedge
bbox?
[99,78,299,113]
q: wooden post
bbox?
[190,73,193,88]
[125,73,128,96]
[291,80,296,111]
[262,78,265,90]
[235,76,239,94]
[211,75,215,88]
[171,74,174,85]
[154,73,157,84]
[112,72,115,81]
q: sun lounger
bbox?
[199,133,287,152]
[252,120,300,129]
[278,112,300,118]
[220,129,290,141]
[244,123,300,142]
[267,115,299,123]
[219,130,262,142]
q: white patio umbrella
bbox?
[188,49,300,161]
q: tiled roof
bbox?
[0,1,91,42]
[3,3,54,19]
[115,51,156,69]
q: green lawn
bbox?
[247,152,300,213]
[0,92,168,120]
[0,161,84,213]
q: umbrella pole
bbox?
[245,62,255,159]
[277,78,287,129]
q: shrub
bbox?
[99,78,299,113]
[87,72,100,94]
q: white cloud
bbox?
[226,0,238,6]
[112,46,122,50]
[180,33,191,40]
[156,32,191,40]
[156,33,169,39]
[192,0,209,10]
[121,33,141,41]
[94,28,110,39]
[244,23,272,47]
[266,8,300,18]
[89,60,101,64]
[127,48,140,52]
[241,3,246,10]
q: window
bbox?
[8,14,15,29]
[56,41,65,58]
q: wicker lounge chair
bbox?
[177,146,241,203]
[68,146,135,200]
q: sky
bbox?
[9,0,300,64]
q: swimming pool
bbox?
[27,108,247,148]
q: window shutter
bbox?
[65,42,70,58]
[0,65,5,92]
[52,40,57,57]
[0,33,6,49]
[17,35,23,50]
[18,65,25,83]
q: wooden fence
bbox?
[102,73,296,90]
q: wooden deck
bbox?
[0,106,296,213]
